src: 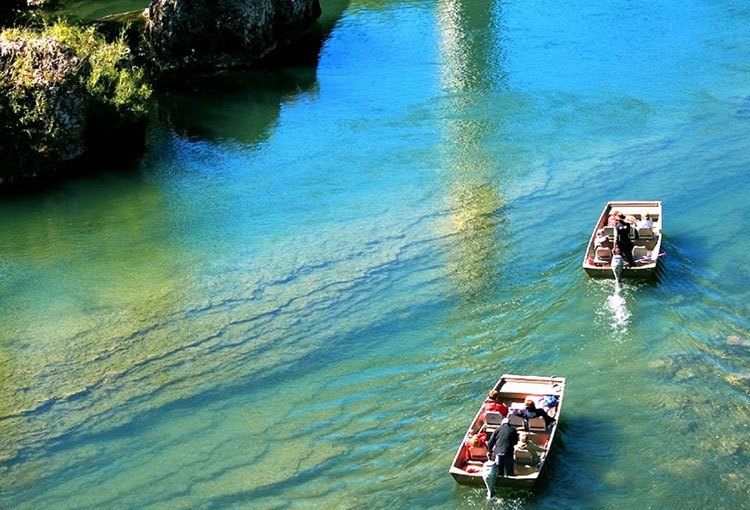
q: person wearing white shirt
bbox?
[636,213,653,229]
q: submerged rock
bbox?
[726,335,749,347]
[146,0,322,72]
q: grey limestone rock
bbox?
[146,0,322,71]
[0,36,87,181]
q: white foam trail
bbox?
[604,285,631,331]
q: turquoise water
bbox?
[1,0,749,508]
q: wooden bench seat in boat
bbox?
[485,411,504,427]
[637,226,656,239]
[528,416,547,432]
[461,460,484,474]
[508,413,524,429]
[514,449,537,465]
[632,245,650,262]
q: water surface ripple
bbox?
[1,0,749,508]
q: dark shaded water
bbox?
[1,0,749,508]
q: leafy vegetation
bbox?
[43,22,151,115]
[0,21,152,183]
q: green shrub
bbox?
[44,21,151,116]
[0,21,151,183]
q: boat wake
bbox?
[600,284,631,333]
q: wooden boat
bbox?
[582,200,663,278]
[449,374,565,489]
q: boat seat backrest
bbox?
[514,448,536,465]
[508,413,524,429]
[603,226,615,239]
[469,445,488,460]
[595,247,612,260]
[638,227,655,239]
[528,416,547,432]
[485,411,504,427]
[632,246,649,260]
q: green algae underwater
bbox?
[1,0,749,508]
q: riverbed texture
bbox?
[1,0,748,508]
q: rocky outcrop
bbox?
[0,36,88,181]
[145,0,322,72]
[0,24,151,185]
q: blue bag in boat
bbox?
[542,395,558,408]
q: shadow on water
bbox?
[526,415,619,508]
[154,0,351,145]
[155,67,318,145]
[0,149,149,197]
[46,0,150,22]
[46,0,352,147]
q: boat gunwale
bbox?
[449,373,566,488]
[581,200,663,275]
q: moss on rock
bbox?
[0,22,151,184]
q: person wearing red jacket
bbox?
[480,390,508,421]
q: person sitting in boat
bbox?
[517,399,555,426]
[515,431,545,464]
[595,228,611,250]
[606,210,620,227]
[636,213,653,229]
[462,432,488,464]
[481,390,508,421]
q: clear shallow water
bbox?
[1,0,749,508]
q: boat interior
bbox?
[585,203,662,268]
[453,379,560,478]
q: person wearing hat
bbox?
[615,213,636,267]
